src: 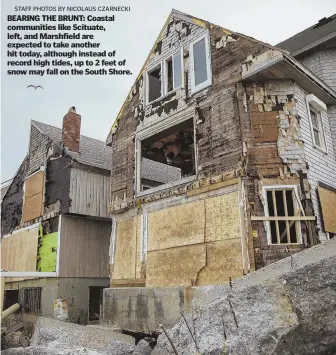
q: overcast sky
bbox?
[1,0,335,182]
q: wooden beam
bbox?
[251,216,315,221]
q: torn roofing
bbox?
[32,120,112,171]
[277,14,336,55]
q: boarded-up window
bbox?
[318,184,336,233]
[22,171,45,223]
[1,226,40,272]
[251,111,279,143]
[19,287,42,314]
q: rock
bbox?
[132,339,152,355]
[1,346,102,354]
[30,317,135,355]
[154,239,336,355]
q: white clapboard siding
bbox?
[69,168,110,218]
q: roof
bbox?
[277,14,336,55]
[32,120,112,171]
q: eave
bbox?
[241,51,336,105]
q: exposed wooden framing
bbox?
[271,190,280,244]
[251,216,315,221]
[110,278,146,287]
[283,190,290,243]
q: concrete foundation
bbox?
[4,277,109,326]
[102,239,336,333]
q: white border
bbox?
[261,185,303,245]
[189,30,212,94]
[164,48,184,95]
[55,215,62,276]
[1,271,56,277]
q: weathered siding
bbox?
[59,215,111,278]
[69,167,110,218]
[294,83,336,241]
[1,157,28,235]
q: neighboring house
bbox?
[0,179,12,207]
[1,108,112,324]
[106,9,336,293]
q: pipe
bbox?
[1,303,20,320]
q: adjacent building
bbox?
[1,108,112,324]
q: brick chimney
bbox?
[62,107,81,152]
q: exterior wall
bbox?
[110,180,249,287]
[328,105,336,156]
[69,167,110,218]
[28,125,61,175]
[4,277,109,326]
[59,215,111,278]
[299,49,336,92]
[1,157,28,235]
[110,16,269,212]
[238,80,317,268]
[294,83,336,241]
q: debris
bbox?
[159,324,178,355]
[132,339,152,355]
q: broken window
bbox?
[309,106,326,150]
[264,187,301,244]
[138,118,196,192]
[190,32,212,93]
[4,289,19,310]
[165,50,183,93]
[146,63,162,103]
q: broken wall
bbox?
[1,157,28,235]
[293,82,336,240]
[238,80,318,268]
[109,15,270,212]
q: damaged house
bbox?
[105,9,336,300]
[1,108,112,325]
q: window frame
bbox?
[135,107,197,196]
[261,185,303,245]
[306,94,327,153]
[164,48,184,95]
[145,62,163,105]
[189,31,212,94]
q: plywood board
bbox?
[147,200,205,251]
[205,191,240,242]
[22,192,44,222]
[146,244,206,287]
[112,217,140,280]
[197,239,243,285]
[25,171,44,198]
[1,227,39,272]
[251,111,279,143]
[318,185,336,233]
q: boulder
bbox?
[132,339,152,355]
[154,239,336,354]
[30,316,135,355]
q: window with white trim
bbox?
[146,63,162,104]
[309,106,326,150]
[306,94,327,152]
[263,187,301,245]
[190,32,212,93]
[165,50,183,94]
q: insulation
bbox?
[1,226,39,272]
[37,231,58,272]
[318,185,336,233]
[147,200,205,251]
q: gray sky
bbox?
[1,0,335,182]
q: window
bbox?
[146,63,162,104]
[190,32,212,93]
[165,50,183,93]
[136,118,196,194]
[263,187,302,245]
[306,94,327,152]
[309,106,326,150]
